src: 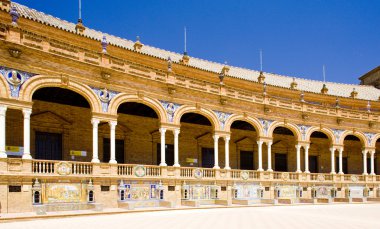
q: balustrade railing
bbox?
[71,162,93,175]
[32,160,55,174]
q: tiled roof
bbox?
[11,2,380,101]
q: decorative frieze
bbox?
[332,129,344,144]
[214,110,231,130]
[364,132,375,146]
[297,124,311,141]
[259,118,274,136]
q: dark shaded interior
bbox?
[310,131,329,139]
[231,120,256,131]
[118,102,158,118]
[344,135,361,141]
[273,127,294,136]
[32,87,90,108]
[180,113,211,126]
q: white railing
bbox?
[71,162,93,175]
[32,160,55,174]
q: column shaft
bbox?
[304,145,310,173]
[109,121,117,164]
[159,128,167,166]
[267,142,273,172]
[22,108,32,159]
[330,147,336,174]
[363,149,368,175]
[0,106,6,158]
[173,129,180,167]
[91,118,100,163]
[213,134,220,169]
[370,151,375,175]
[296,144,301,173]
[257,140,263,171]
[338,148,344,174]
[224,136,230,170]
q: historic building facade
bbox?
[0,1,380,214]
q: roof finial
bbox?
[101,35,108,53]
[167,56,172,72]
[75,0,85,34]
[323,65,326,82]
[134,36,143,51]
[367,100,371,113]
[260,49,263,72]
[79,0,82,21]
[9,5,19,26]
[181,28,190,64]
[184,26,187,55]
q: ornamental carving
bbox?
[134,165,146,177]
[281,172,289,181]
[297,125,311,141]
[56,162,72,175]
[364,132,375,145]
[214,110,231,130]
[194,168,203,179]
[317,174,325,182]
[92,87,118,112]
[351,175,358,183]
[160,100,181,123]
[332,129,344,144]
[0,66,36,98]
[241,170,249,180]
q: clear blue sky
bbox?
[14,0,380,84]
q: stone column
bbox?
[0,106,6,158]
[213,134,220,169]
[224,136,230,170]
[370,150,376,175]
[22,108,32,159]
[267,141,273,172]
[304,145,310,173]
[338,147,344,174]
[362,149,368,175]
[330,147,336,174]
[159,128,167,166]
[257,140,263,171]
[173,129,180,167]
[109,121,117,164]
[91,118,100,163]
[296,144,301,173]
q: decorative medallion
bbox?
[56,162,72,175]
[160,100,181,123]
[259,119,273,136]
[351,175,358,183]
[332,129,344,144]
[297,125,311,141]
[0,66,36,98]
[134,165,146,177]
[281,172,289,181]
[194,168,203,179]
[241,170,249,180]
[317,174,325,182]
[213,111,231,130]
[364,132,375,146]
[92,87,118,112]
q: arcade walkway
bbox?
[1,204,379,229]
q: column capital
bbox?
[91,118,100,125]
[224,135,230,141]
[267,141,273,147]
[295,144,302,149]
[257,140,264,145]
[213,134,219,140]
[0,105,7,115]
[159,127,167,134]
[22,108,32,117]
[173,128,180,135]
[109,120,117,127]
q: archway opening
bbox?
[309,131,330,173]
[26,87,91,161]
[272,127,296,172]
[115,102,159,165]
[230,120,257,170]
[343,135,363,174]
[180,112,214,168]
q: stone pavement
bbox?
[1,204,380,229]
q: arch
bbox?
[109,93,167,123]
[371,133,380,148]
[224,114,264,136]
[19,75,101,113]
[0,72,11,98]
[339,130,367,147]
[267,121,302,142]
[173,105,220,130]
[305,127,335,143]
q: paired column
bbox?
[330,147,336,174]
[213,134,220,169]
[159,128,167,166]
[304,145,310,173]
[257,140,263,171]
[295,144,301,173]
[267,141,273,172]
[362,149,368,175]
[173,129,180,167]
[0,106,6,158]
[224,136,230,170]
[338,147,344,174]
[109,121,117,164]
[91,118,100,163]
[370,150,376,175]
[22,108,32,159]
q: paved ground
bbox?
[1,204,380,229]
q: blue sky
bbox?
[14,0,380,84]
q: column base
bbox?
[267,169,273,172]
[224,166,231,170]
[91,158,100,163]
[363,173,368,176]
[370,173,376,176]
[304,171,310,173]
[213,165,220,169]
[173,163,180,167]
[330,172,336,175]
[159,162,167,166]
[22,154,32,160]
[296,170,302,173]
[109,159,117,164]
[257,168,264,172]
[338,172,344,175]
[0,152,7,158]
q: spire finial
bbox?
[323,65,326,82]
[79,0,82,21]
[184,26,187,55]
[101,35,108,53]
[260,49,263,72]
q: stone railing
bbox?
[1,27,378,123]
[2,159,379,186]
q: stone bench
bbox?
[118,200,174,210]
[33,203,103,215]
